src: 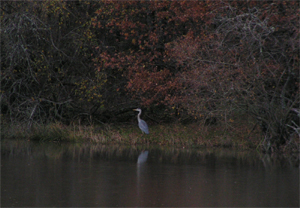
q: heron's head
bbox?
[133,108,142,112]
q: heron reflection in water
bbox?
[137,151,149,164]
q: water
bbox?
[1,140,299,207]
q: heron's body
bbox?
[133,108,149,134]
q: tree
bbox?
[166,1,299,151]
[1,1,104,126]
[91,1,218,120]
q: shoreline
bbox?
[2,122,299,153]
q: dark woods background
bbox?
[1,1,299,150]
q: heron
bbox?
[133,108,149,134]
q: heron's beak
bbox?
[133,109,137,111]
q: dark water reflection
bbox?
[1,140,299,207]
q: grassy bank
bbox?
[1,118,267,151]
[3,111,299,152]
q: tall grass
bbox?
[1,115,265,151]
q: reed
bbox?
[1,117,264,150]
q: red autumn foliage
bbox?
[92,1,219,107]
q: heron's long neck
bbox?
[137,111,141,121]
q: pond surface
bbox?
[1,140,299,207]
